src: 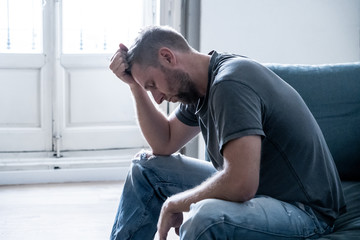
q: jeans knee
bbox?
[129,150,155,174]
[128,151,176,183]
[134,150,153,161]
[130,150,180,176]
[180,199,225,239]
[188,199,221,220]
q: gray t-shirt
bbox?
[175,51,345,224]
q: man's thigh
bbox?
[180,196,330,240]
[135,152,217,195]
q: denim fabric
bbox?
[181,198,333,239]
[110,152,332,240]
[110,152,217,240]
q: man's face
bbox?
[132,63,201,105]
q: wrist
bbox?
[163,197,176,212]
[166,193,192,213]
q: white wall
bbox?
[200,0,360,64]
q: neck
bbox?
[184,51,211,97]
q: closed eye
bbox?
[145,81,156,90]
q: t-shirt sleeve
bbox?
[175,103,199,127]
[210,80,265,154]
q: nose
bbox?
[151,90,165,104]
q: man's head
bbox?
[127,26,202,105]
[126,26,193,71]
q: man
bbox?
[109,26,345,240]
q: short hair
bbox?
[126,26,192,72]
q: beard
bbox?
[161,66,202,105]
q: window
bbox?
[0,0,161,154]
[0,0,183,184]
[62,0,159,53]
[0,0,43,53]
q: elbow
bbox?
[240,186,258,202]
[150,140,183,156]
[148,135,178,156]
[226,178,259,203]
[151,150,173,156]
[232,185,257,203]
[150,146,177,156]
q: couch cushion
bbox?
[267,63,360,181]
[314,181,360,239]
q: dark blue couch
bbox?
[267,63,360,239]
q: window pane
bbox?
[0,0,43,53]
[62,0,158,54]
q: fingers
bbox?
[157,208,170,240]
[157,203,184,240]
[116,43,128,58]
[109,51,128,69]
[109,43,139,87]
[109,52,128,72]
[175,227,180,236]
[109,45,130,79]
[119,43,128,51]
[110,48,121,62]
[158,232,167,240]
[110,43,128,62]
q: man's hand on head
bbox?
[109,43,137,86]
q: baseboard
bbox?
[0,166,130,185]
[0,148,141,185]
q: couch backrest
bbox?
[267,63,360,181]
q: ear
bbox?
[158,48,176,66]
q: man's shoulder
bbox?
[212,54,264,82]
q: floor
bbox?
[0,181,179,240]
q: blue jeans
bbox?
[110,152,332,240]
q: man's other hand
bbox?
[157,199,183,240]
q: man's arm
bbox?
[109,44,200,155]
[157,135,261,239]
[131,85,200,155]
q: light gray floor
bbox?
[0,181,178,240]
